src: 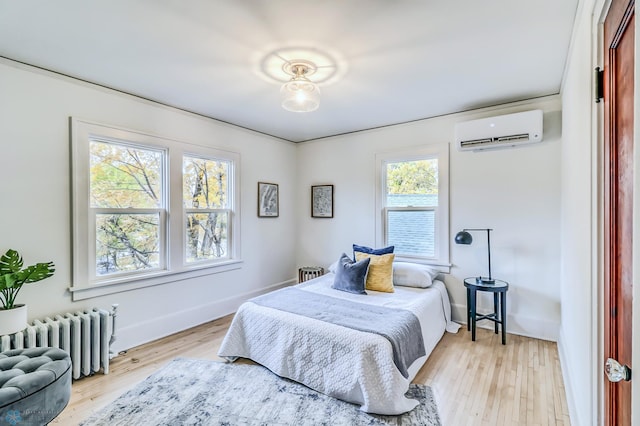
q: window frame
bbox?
[375,144,450,270]
[70,118,242,301]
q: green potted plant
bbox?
[0,249,55,336]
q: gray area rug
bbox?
[81,358,441,425]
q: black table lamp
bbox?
[455,228,495,284]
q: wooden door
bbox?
[603,0,634,424]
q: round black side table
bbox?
[464,277,509,345]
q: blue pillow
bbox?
[352,244,394,260]
[332,253,370,295]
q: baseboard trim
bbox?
[557,329,577,426]
[114,278,296,352]
[451,302,559,342]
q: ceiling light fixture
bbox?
[280,60,320,113]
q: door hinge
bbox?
[595,67,604,103]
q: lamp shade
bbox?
[455,228,494,284]
[454,230,473,245]
[281,78,320,112]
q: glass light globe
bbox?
[281,77,320,112]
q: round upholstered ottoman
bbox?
[0,347,72,425]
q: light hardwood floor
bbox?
[56,316,570,425]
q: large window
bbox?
[376,145,449,267]
[71,119,241,300]
[90,141,166,278]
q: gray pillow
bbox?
[332,253,370,295]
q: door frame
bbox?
[593,0,639,423]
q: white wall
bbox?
[296,96,562,341]
[0,59,298,352]
[558,1,597,424]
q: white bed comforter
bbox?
[218,274,459,415]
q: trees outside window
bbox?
[183,156,230,263]
[90,141,164,276]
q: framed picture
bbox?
[311,185,334,218]
[258,182,279,217]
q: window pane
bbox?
[387,210,435,257]
[96,213,160,275]
[386,159,438,207]
[183,156,229,209]
[186,212,228,262]
[90,141,163,208]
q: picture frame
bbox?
[311,184,334,218]
[258,182,279,217]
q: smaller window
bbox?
[183,155,231,264]
[384,159,438,259]
[376,145,449,267]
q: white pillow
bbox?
[328,260,338,274]
[392,262,439,288]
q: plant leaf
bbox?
[17,262,55,284]
[0,273,19,289]
[0,249,23,274]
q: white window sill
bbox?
[69,259,243,301]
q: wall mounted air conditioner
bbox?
[454,109,543,152]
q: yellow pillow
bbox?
[355,252,395,293]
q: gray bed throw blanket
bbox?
[250,287,425,378]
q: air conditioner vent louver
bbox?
[496,133,529,142]
[459,138,494,148]
[455,110,543,152]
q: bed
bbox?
[218,268,459,415]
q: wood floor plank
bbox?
[512,337,525,423]
[56,317,570,425]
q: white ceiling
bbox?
[0,1,578,142]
